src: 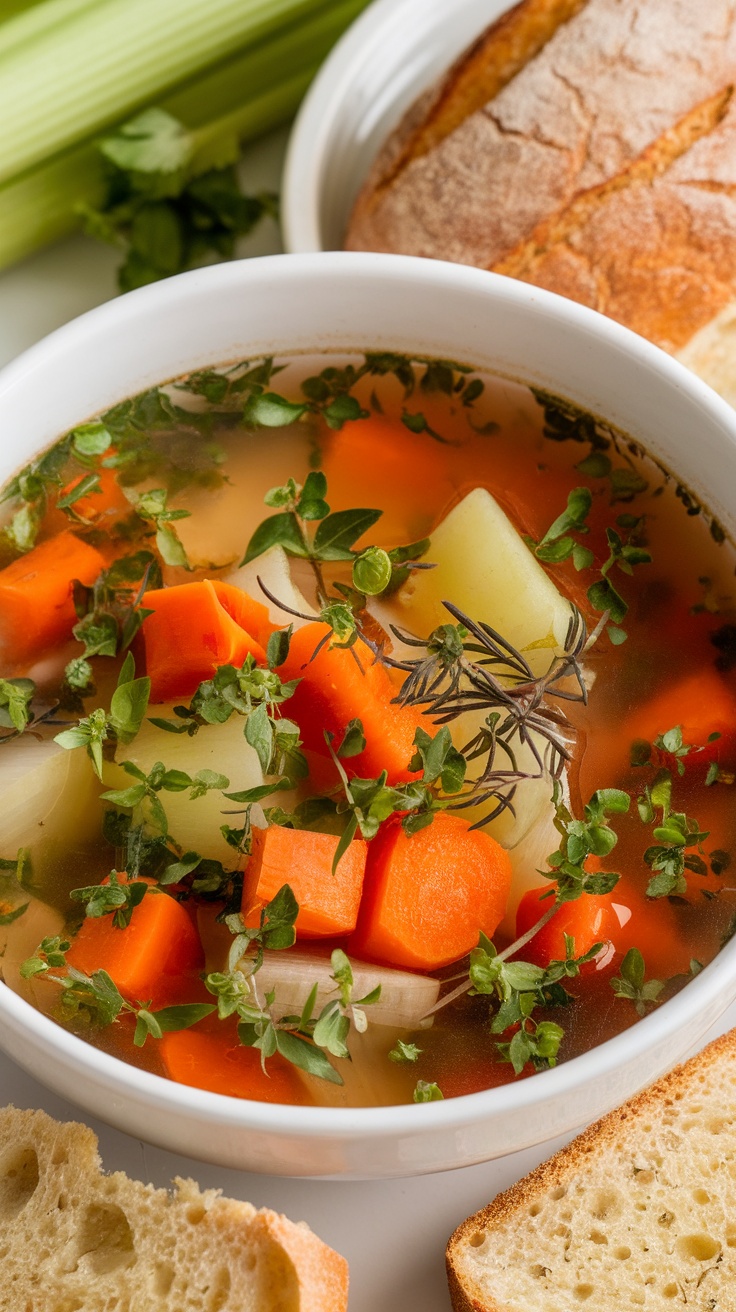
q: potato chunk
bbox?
[393,487,572,676]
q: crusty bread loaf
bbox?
[345,0,736,403]
[446,1028,736,1312]
[0,1105,348,1312]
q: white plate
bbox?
[283,0,507,253]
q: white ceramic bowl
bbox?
[282,0,505,254]
[1,252,736,1179]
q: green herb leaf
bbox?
[413,1080,444,1102]
[243,393,308,428]
[388,1040,422,1063]
[313,509,383,562]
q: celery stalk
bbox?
[0,70,311,269]
[0,0,367,271]
[0,0,100,60]
[163,0,367,129]
[0,0,350,185]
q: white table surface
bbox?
[1,123,735,1312]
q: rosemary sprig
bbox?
[371,602,599,828]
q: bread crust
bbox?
[0,1105,349,1311]
[345,0,736,364]
[446,1028,736,1312]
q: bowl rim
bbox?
[2,249,736,1141]
[282,0,505,254]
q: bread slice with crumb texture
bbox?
[447,1029,736,1312]
[0,1105,348,1312]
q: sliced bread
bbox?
[0,1105,348,1312]
[447,1029,736,1311]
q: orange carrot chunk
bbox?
[625,668,736,775]
[58,461,127,523]
[66,875,203,1007]
[0,530,105,661]
[278,621,427,784]
[140,579,272,702]
[242,826,368,938]
[319,415,457,547]
[516,875,691,980]
[350,813,512,971]
[515,886,626,975]
[160,1021,308,1104]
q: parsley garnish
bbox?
[79,109,277,293]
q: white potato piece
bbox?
[370,487,571,849]
[389,486,573,677]
[174,427,311,568]
[104,710,264,867]
[224,545,316,628]
[0,895,64,1010]
[0,734,102,876]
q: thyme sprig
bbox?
[636,769,710,898]
[207,902,381,1084]
[529,488,651,640]
[243,471,432,648]
[53,652,150,778]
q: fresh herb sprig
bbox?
[150,645,306,782]
[376,604,594,829]
[100,760,230,840]
[529,489,651,640]
[206,898,380,1084]
[189,351,487,440]
[609,948,664,1016]
[243,471,432,650]
[630,723,724,784]
[80,109,277,293]
[69,870,149,929]
[62,550,162,701]
[123,486,193,569]
[636,769,710,898]
[0,678,37,741]
[54,652,150,778]
[0,423,114,553]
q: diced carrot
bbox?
[278,621,427,784]
[0,530,105,662]
[58,462,127,523]
[318,415,457,548]
[350,813,512,970]
[622,669,736,778]
[160,1018,308,1104]
[66,874,203,1007]
[141,579,272,702]
[515,875,691,980]
[242,826,368,938]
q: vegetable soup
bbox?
[1,353,734,1108]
